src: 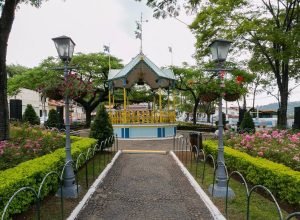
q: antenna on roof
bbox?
[135,13,148,53]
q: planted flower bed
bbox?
[224,129,300,171]
[204,140,300,206]
[0,124,65,171]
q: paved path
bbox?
[76,153,213,220]
[118,139,174,151]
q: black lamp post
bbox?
[52,35,78,198]
[208,39,235,198]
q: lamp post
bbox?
[208,39,235,198]
[52,35,78,198]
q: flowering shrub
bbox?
[59,72,94,99]
[224,129,300,171]
[0,124,65,170]
[41,72,95,100]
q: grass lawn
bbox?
[175,151,293,220]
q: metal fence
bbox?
[173,134,300,220]
[1,134,118,220]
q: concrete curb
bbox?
[67,150,122,220]
[170,151,226,220]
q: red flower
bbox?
[236,76,244,84]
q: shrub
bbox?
[224,129,300,170]
[240,111,255,132]
[204,140,300,205]
[22,104,40,125]
[0,137,97,218]
[45,109,59,128]
[177,122,217,132]
[90,104,113,147]
[0,125,65,170]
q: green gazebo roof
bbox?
[108,53,176,89]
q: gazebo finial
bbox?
[135,13,148,53]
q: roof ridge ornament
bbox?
[135,13,148,53]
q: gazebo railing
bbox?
[109,110,176,124]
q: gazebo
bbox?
[107,52,177,139]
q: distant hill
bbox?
[258,101,300,116]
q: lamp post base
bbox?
[56,184,81,198]
[208,184,235,198]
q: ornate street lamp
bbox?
[52,35,78,198]
[208,39,235,198]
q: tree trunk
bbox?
[277,86,288,128]
[206,113,211,123]
[0,55,9,141]
[74,89,108,128]
[192,98,200,125]
[85,108,92,128]
[0,0,19,140]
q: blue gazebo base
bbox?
[113,124,177,139]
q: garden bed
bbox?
[204,140,300,206]
[224,129,300,171]
[0,125,65,171]
[0,136,97,217]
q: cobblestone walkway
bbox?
[75,145,213,219]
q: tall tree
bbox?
[6,64,28,78]
[142,0,300,128]
[173,65,204,125]
[8,53,123,127]
[70,53,123,127]
[0,0,43,140]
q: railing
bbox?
[109,110,176,124]
[1,135,118,220]
[172,134,300,220]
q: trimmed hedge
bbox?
[0,136,97,217]
[204,140,300,205]
[177,123,217,132]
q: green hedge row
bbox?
[177,123,217,132]
[203,140,300,205]
[0,136,97,217]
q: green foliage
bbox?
[0,137,97,218]
[177,122,216,132]
[45,109,59,128]
[199,78,221,95]
[173,65,206,124]
[188,0,300,127]
[7,53,123,127]
[240,111,255,132]
[204,140,300,205]
[90,104,113,147]
[6,64,28,78]
[0,125,65,170]
[7,57,59,96]
[22,104,40,125]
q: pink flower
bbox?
[289,135,299,143]
[258,151,264,157]
[293,156,300,162]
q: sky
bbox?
[6,0,300,107]
[7,0,195,68]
